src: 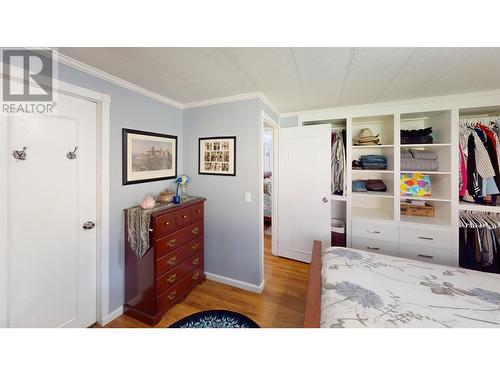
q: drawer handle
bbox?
[418,254,434,259]
[191,227,199,235]
[167,274,176,283]
[191,243,199,250]
[192,272,200,280]
[367,230,380,234]
[167,291,176,300]
[167,239,177,247]
[167,256,177,265]
[366,246,380,251]
[197,209,201,213]
[164,221,170,226]
[182,215,187,219]
[192,257,200,266]
[418,236,434,241]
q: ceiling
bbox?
[58,47,500,113]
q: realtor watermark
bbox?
[1,48,58,115]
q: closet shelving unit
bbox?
[294,90,500,268]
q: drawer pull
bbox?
[167,239,177,247]
[192,257,200,266]
[167,291,176,300]
[167,256,177,265]
[191,243,199,250]
[182,215,187,219]
[418,254,434,259]
[197,209,201,213]
[418,236,434,241]
[367,230,380,234]
[191,227,199,235]
[164,221,170,226]
[366,246,380,251]
[167,274,176,283]
[192,272,200,280]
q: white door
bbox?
[277,124,331,262]
[0,93,97,327]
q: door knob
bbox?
[82,221,95,230]
[322,197,329,203]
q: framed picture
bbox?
[198,136,236,176]
[122,128,177,185]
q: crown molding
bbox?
[184,91,280,114]
[54,50,184,109]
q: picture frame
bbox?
[198,136,236,176]
[122,128,177,185]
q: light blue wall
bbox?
[183,99,264,286]
[280,115,298,127]
[57,63,183,312]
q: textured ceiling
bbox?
[58,47,500,113]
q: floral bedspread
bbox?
[321,247,500,328]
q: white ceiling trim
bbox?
[183,91,279,115]
[55,50,184,109]
[55,50,280,115]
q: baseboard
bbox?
[205,272,265,294]
[99,306,123,326]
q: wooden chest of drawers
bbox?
[124,198,206,326]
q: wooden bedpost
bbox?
[303,240,322,328]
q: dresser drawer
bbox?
[175,207,193,228]
[155,236,204,276]
[190,203,204,221]
[156,267,203,312]
[156,252,203,296]
[351,236,398,257]
[351,219,397,242]
[153,212,177,238]
[399,225,452,248]
[155,221,204,258]
[399,243,455,266]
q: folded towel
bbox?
[365,179,387,192]
[352,180,367,192]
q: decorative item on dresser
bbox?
[124,197,206,326]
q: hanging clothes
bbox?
[331,129,345,195]
[459,211,500,274]
[459,118,500,206]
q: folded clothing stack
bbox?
[401,148,439,171]
[352,179,387,192]
[401,127,433,144]
[359,154,388,170]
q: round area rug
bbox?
[168,309,260,328]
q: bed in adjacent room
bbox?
[304,241,500,328]
[263,172,272,224]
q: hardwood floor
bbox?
[102,232,310,328]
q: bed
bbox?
[263,173,272,224]
[304,241,500,328]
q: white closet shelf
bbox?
[400,171,451,175]
[352,169,393,174]
[400,143,451,148]
[458,202,500,213]
[352,191,394,198]
[331,195,347,201]
[352,207,394,221]
[352,144,394,148]
[400,215,451,228]
[400,195,451,202]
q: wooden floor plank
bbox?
[101,233,310,328]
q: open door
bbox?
[277,124,331,262]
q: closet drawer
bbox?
[399,225,452,248]
[399,243,456,267]
[156,252,203,297]
[190,203,204,221]
[153,212,177,238]
[351,236,398,257]
[175,207,193,227]
[154,221,204,258]
[156,267,203,312]
[351,220,397,242]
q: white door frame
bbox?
[259,111,279,287]
[0,67,111,327]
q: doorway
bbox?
[0,70,110,327]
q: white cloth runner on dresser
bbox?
[126,196,199,258]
